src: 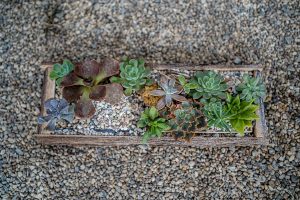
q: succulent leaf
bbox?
[89,85,106,100]
[75,98,96,118]
[102,83,124,105]
[38,98,75,131]
[62,86,83,102]
[75,60,100,79]
[61,73,83,87]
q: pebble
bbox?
[1,1,299,199]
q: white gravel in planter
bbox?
[54,95,145,136]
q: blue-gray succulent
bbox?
[38,98,74,130]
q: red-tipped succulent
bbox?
[61,58,124,118]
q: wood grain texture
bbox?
[148,63,264,71]
[37,67,56,135]
[35,134,269,147]
[36,63,268,147]
[253,71,268,138]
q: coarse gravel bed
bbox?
[0,0,299,199]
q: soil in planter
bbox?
[51,69,255,137]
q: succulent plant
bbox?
[189,71,228,103]
[61,58,123,118]
[110,57,152,95]
[168,102,207,142]
[149,76,188,110]
[49,59,74,86]
[237,74,266,103]
[37,98,74,131]
[203,101,232,131]
[225,94,259,135]
[137,107,171,143]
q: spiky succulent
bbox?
[237,74,266,103]
[203,101,232,131]
[149,76,188,110]
[225,94,259,135]
[110,57,152,95]
[49,59,74,86]
[137,107,171,143]
[168,102,207,142]
[37,98,74,131]
[189,71,228,103]
[61,58,123,118]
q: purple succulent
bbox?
[60,58,124,118]
[149,76,188,110]
[38,98,74,131]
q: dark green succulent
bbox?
[50,59,74,86]
[225,94,259,135]
[137,107,171,143]
[149,76,188,110]
[168,102,207,142]
[61,59,123,118]
[189,71,228,103]
[37,98,74,131]
[110,57,152,95]
[237,74,266,103]
[203,101,232,131]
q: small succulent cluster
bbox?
[137,107,170,143]
[50,59,74,86]
[237,74,266,103]
[110,57,152,95]
[149,75,187,110]
[203,101,232,132]
[168,102,206,141]
[225,94,259,135]
[185,71,228,103]
[41,57,266,142]
[38,98,74,131]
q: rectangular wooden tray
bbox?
[36,63,268,147]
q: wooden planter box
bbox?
[36,63,268,147]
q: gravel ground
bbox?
[0,0,299,199]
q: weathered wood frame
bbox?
[36,64,268,147]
